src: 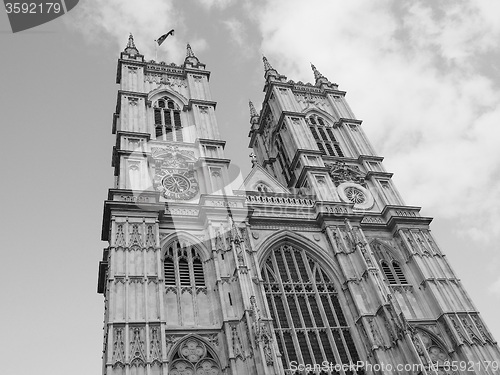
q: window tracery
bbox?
[168,337,221,375]
[262,244,363,374]
[154,97,183,141]
[308,114,344,157]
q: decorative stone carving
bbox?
[115,224,125,247]
[450,316,465,343]
[112,327,125,366]
[231,325,245,361]
[149,326,162,363]
[165,334,180,354]
[145,225,155,248]
[249,296,274,365]
[130,224,142,247]
[168,337,221,374]
[129,327,146,365]
[472,315,492,342]
[368,318,383,348]
[128,97,139,106]
[462,317,481,343]
[329,161,365,187]
[180,339,206,362]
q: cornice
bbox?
[187,99,218,110]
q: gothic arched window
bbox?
[163,239,210,326]
[154,97,183,142]
[262,244,363,374]
[164,240,206,289]
[308,114,344,157]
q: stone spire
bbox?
[185,43,200,66]
[249,100,259,130]
[249,100,258,118]
[186,43,195,58]
[311,63,333,86]
[124,33,139,55]
[263,56,274,72]
[262,55,279,80]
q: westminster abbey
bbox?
[97,35,500,375]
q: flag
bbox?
[156,30,175,46]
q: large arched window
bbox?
[154,97,183,141]
[163,239,210,326]
[262,244,363,374]
[308,114,344,157]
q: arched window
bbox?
[262,244,363,374]
[154,97,183,142]
[163,239,210,326]
[308,114,344,157]
[380,260,408,285]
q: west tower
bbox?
[98,36,499,375]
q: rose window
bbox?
[345,186,366,204]
[162,174,190,193]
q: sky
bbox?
[0,1,499,374]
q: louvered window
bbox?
[262,245,364,374]
[154,97,183,142]
[275,134,291,185]
[392,261,408,284]
[163,240,206,289]
[308,115,344,157]
[381,260,396,284]
[380,260,408,285]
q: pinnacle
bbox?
[311,62,325,81]
[249,100,258,118]
[125,33,139,54]
[262,55,274,72]
[186,43,195,58]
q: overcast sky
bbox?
[0,1,499,374]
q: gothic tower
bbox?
[98,36,499,375]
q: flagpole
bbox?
[154,40,158,61]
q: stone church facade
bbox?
[97,35,499,375]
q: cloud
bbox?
[196,0,234,10]
[64,0,187,62]
[222,18,245,47]
[249,0,500,242]
[488,276,500,296]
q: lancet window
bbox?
[308,115,344,157]
[154,97,183,141]
[262,244,364,374]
